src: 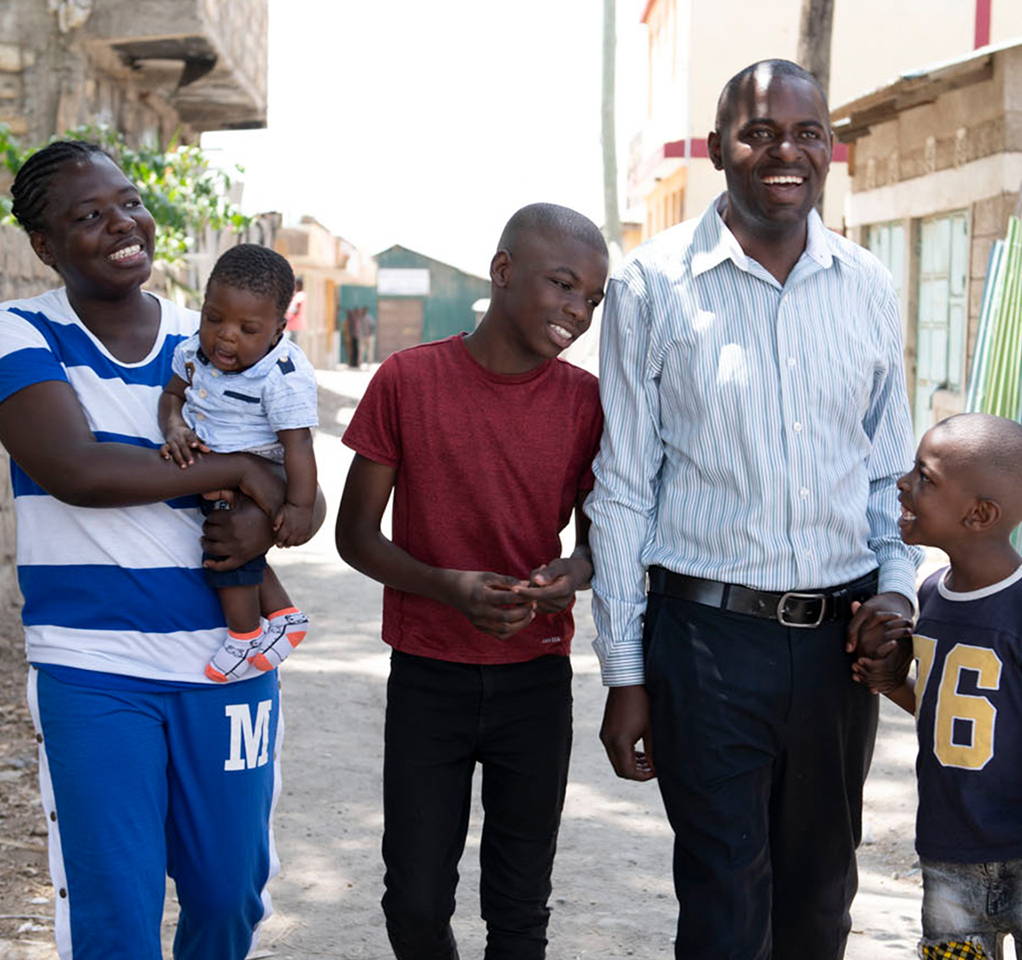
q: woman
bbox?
[0,141,318,960]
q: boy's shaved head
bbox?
[933,413,1022,513]
[498,203,607,258]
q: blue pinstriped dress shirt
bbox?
[587,196,922,687]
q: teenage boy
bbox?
[335,203,608,960]
[854,413,1022,960]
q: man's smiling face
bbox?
[709,68,833,236]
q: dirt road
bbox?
[0,366,949,959]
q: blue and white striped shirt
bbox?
[587,196,921,687]
[0,288,231,682]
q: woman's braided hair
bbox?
[10,140,111,234]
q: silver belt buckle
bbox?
[776,592,827,628]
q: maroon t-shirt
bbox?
[342,334,603,664]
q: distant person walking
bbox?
[285,276,307,334]
[356,307,376,367]
[346,307,360,368]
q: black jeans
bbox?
[643,594,878,960]
[382,650,572,960]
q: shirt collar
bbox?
[690,192,848,279]
[196,333,291,378]
[241,333,292,379]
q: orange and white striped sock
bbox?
[206,626,263,683]
[250,607,308,672]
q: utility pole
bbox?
[797,0,834,212]
[796,0,834,100]
[601,0,622,255]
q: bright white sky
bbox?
[201,0,649,279]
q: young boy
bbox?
[335,203,608,959]
[160,244,317,682]
[854,412,1022,960]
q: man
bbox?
[356,307,376,367]
[586,60,920,960]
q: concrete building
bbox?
[274,217,377,368]
[0,0,269,613]
[832,39,1022,438]
[0,0,266,154]
[371,246,489,361]
[629,0,1022,239]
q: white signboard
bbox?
[377,268,430,296]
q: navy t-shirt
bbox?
[914,564,1022,862]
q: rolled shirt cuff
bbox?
[877,549,923,609]
[593,634,645,687]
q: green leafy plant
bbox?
[0,122,251,264]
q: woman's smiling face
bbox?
[30,153,156,298]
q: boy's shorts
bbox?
[919,857,1022,959]
[199,497,267,589]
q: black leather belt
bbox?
[647,567,879,628]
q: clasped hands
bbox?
[446,556,592,640]
[846,591,915,693]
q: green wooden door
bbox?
[914,212,969,440]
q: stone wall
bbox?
[848,48,1022,195]
[0,0,269,152]
[0,223,58,303]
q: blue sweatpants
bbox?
[28,666,283,960]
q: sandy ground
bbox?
[0,364,1003,960]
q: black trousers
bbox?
[643,594,878,960]
[382,650,573,960]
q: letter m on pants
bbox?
[224,700,273,771]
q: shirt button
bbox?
[799,487,809,498]
[199,389,207,399]
[793,422,803,433]
[211,370,220,378]
[787,356,796,367]
[195,412,205,420]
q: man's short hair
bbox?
[715,60,828,134]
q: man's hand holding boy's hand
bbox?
[852,640,912,693]
[846,593,913,656]
[160,424,210,467]
[511,555,593,613]
[274,502,314,548]
[443,570,534,640]
[846,596,914,693]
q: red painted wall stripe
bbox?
[663,137,848,163]
[975,0,992,48]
